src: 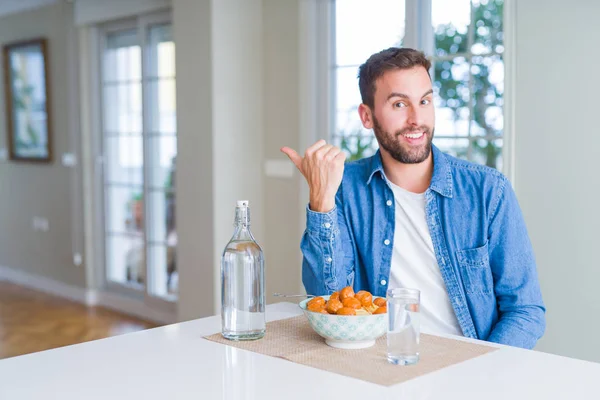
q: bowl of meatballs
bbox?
[298,286,387,349]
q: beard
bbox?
[372,115,434,164]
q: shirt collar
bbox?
[365,144,453,198]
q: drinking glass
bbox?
[386,288,420,365]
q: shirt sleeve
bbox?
[486,176,546,349]
[300,187,356,295]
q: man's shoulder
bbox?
[442,151,507,186]
[439,150,514,219]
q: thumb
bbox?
[280,147,303,171]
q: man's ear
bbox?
[358,103,374,129]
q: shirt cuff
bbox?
[306,204,338,238]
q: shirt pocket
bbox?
[456,242,494,295]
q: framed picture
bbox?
[3,38,52,162]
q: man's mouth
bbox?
[401,131,425,139]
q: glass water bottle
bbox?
[220,200,266,340]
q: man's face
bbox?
[360,66,435,164]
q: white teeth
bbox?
[403,132,424,139]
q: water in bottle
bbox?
[221,200,266,340]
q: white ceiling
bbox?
[0,0,61,18]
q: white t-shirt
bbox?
[387,181,463,336]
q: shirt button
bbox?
[380,279,387,285]
[386,200,392,206]
[324,222,331,228]
[326,257,332,263]
[384,239,390,245]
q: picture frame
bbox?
[3,37,52,163]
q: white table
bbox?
[0,302,599,399]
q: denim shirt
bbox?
[301,144,546,349]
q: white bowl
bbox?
[298,295,387,349]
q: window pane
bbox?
[433,57,470,136]
[147,23,176,135]
[472,138,502,171]
[148,244,177,298]
[103,83,142,134]
[120,135,144,175]
[148,24,175,78]
[158,78,176,132]
[334,67,365,142]
[335,66,361,111]
[146,190,177,298]
[471,54,503,137]
[102,85,119,133]
[105,135,143,185]
[147,79,177,134]
[472,0,504,55]
[147,135,176,190]
[147,189,176,241]
[433,137,469,159]
[104,30,140,82]
[105,185,144,234]
[433,0,470,56]
[335,108,368,137]
[336,0,405,66]
[106,234,145,287]
[147,190,166,242]
[332,134,378,162]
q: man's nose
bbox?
[407,105,424,127]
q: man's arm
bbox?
[301,188,355,295]
[281,140,350,295]
[486,177,546,349]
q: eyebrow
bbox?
[387,89,434,101]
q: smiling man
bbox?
[281,47,545,349]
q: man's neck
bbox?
[380,149,433,194]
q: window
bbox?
[331,0,505,171]
[100,15,177,301]
[332,0,406,161]
[431,0,504,170]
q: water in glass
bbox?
[387,288,420,365]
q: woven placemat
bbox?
[204,315,497,386]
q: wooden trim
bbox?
[2,37,53,163]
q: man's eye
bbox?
[421,99,431,105]
[394,102,406,108]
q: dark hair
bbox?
[358,47,431,109]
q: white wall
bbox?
[211,0,265,315]
[262,0,304,304]
[514,0,600,362]
[173,0,264,321]
[0,1,86,288]
[172,0,216,321]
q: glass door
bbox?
[100,12,177,308]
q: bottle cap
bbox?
[237,200,249,207]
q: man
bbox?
[281,47,545,349]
